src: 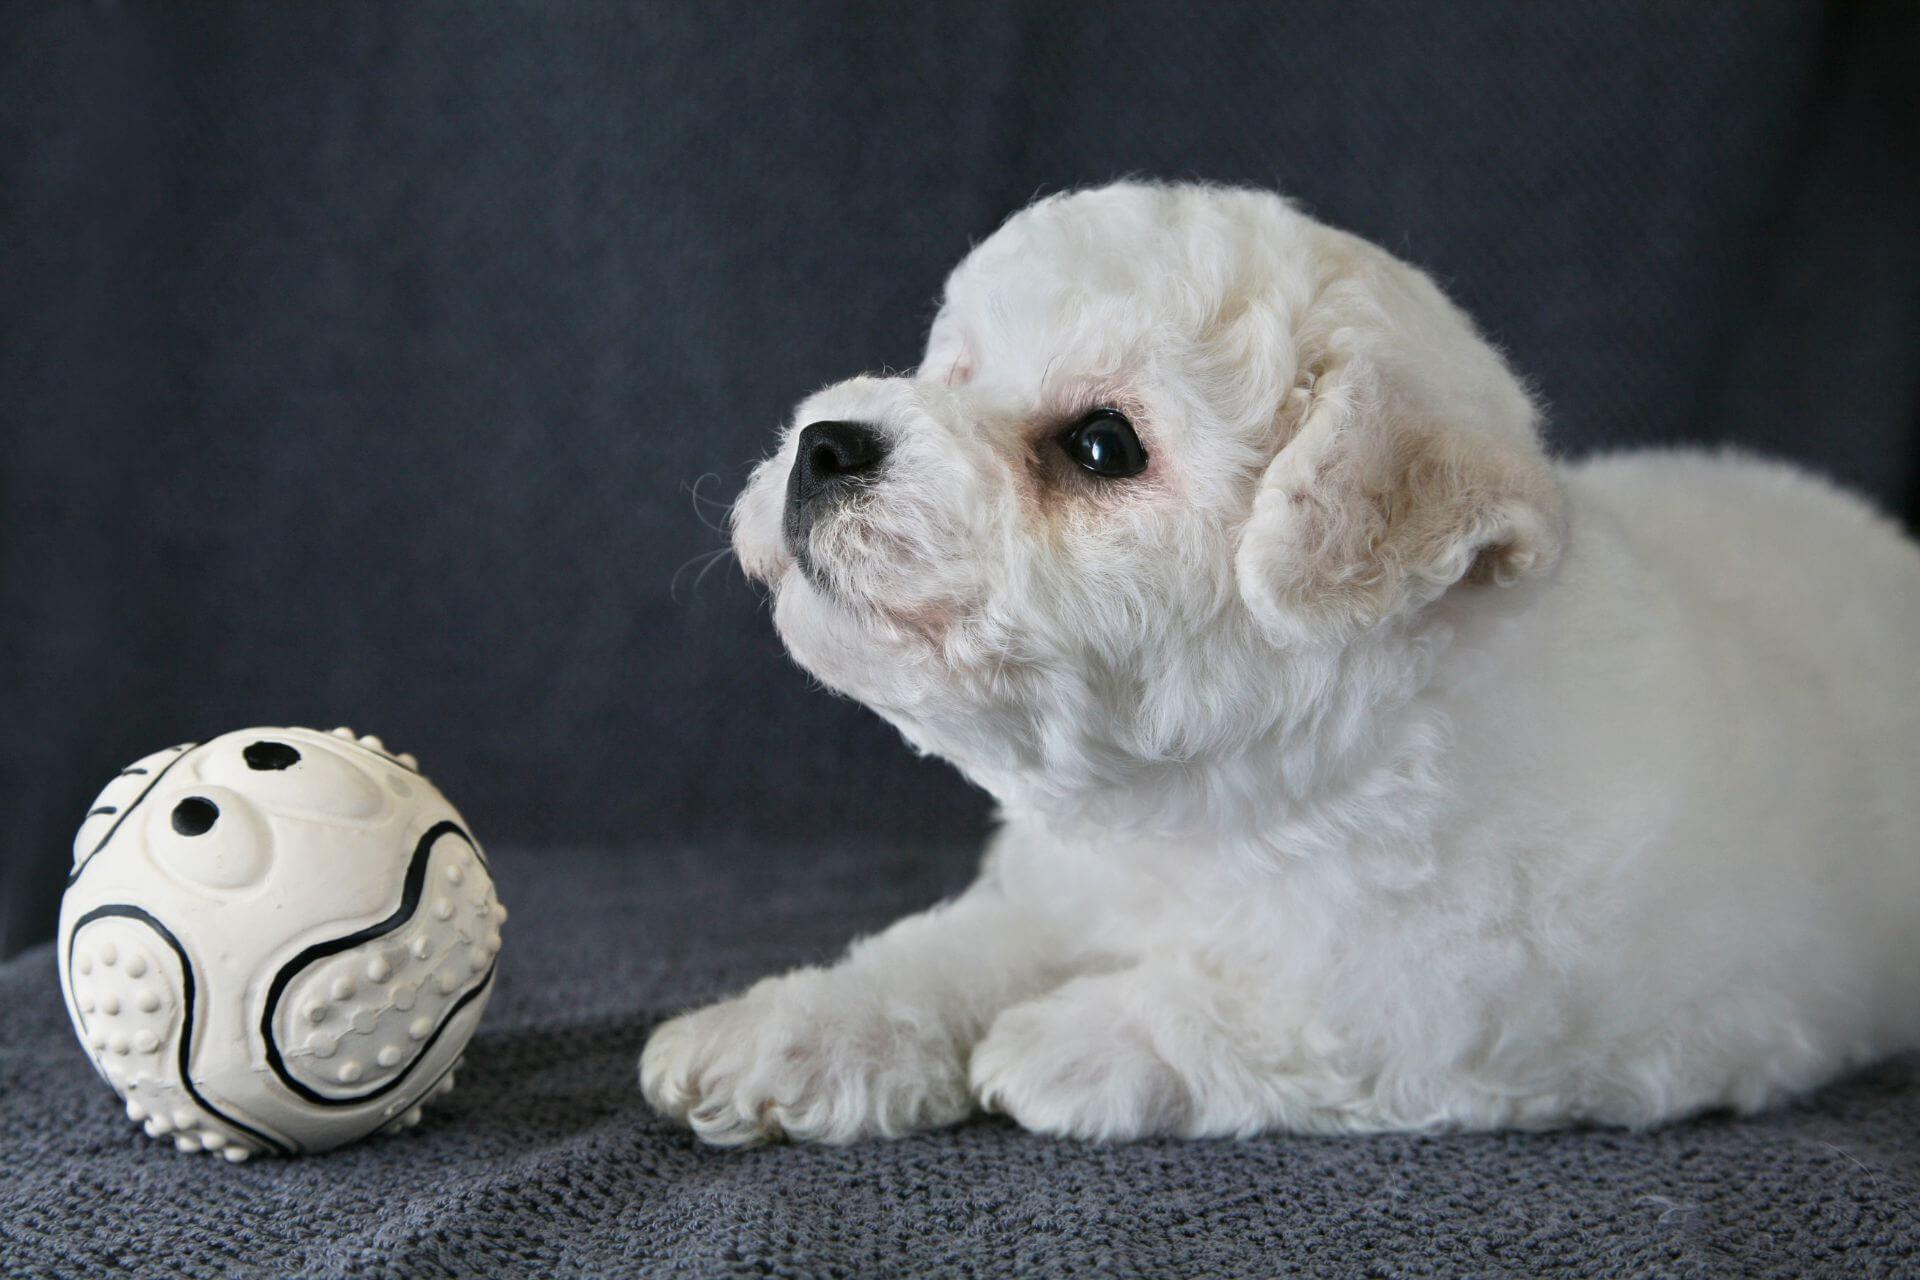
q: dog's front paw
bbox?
[969,986,1193,1142]
[640,969,972,1146]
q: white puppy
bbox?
[643,182,1920,1145]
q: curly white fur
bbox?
[642,182,1920,1145]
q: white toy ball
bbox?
[58,726,505,1161]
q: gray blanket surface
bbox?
[4,843,1916,1279]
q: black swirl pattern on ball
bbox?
[260,821,493,1108]
[66,905,295,1156]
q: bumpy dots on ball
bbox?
[58,727,506,1160]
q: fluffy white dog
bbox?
[643,182,1920,1145]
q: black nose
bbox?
[786,420,889,513]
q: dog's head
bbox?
[732,183,1562,820]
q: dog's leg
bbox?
[970,961,1386,1141]
[640,878,1072,1145]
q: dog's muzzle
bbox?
[783,419,889,558]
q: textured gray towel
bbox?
[3,843,1916,1278]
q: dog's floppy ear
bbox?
[1235,252,1564,647]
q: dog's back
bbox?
[1550,449,1920,1110]
[1568,447,1920,838]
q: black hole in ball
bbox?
[243,740,302,771]
[171,796,219,836]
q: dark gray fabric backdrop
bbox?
[3,0,1917,956]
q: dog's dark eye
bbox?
[1060,409,1147,479]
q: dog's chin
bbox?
[774,566,900,679]
[770,562,973,711]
